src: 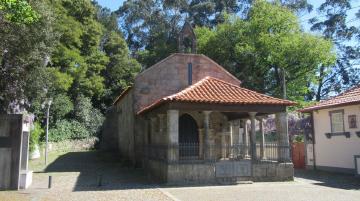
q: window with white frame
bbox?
[330,110,344,133]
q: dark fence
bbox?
[145,143,290,163]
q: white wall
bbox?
[313,104,360,170]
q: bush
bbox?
[49,120,89,142]
[50,94,74,123]
[30,121,44,152]
[293,135,304,143]
[74,94,104,136]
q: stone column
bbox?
[221,132,227,158]
[257,116,266,160]
[229,121,234,158]
[242,119,250,158]
[248,112,257,160]
[276,112,290,162]
[230,120,240,158]
[167,110,179,162]
[203,111,211,160]
[198,128,204,159]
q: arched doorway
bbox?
[179,114,199,158]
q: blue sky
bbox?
[96,0,359,35]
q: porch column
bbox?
[221,131,227,158]
[167,110,179,162]
[198,128,204,159]
[241,119,250,158]
[230,120,240,158]
[276,112,290,162]
[248,112,257,160]
[203,111,211,160]
[257,116,266,160]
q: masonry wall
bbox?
[312,104,360,173]
[113,89,135,163]
[101,107,119,151]
[133,53,241,113]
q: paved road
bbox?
[0,151,171,201]
[1,151,359,201]
[159,170,360,201]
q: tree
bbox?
[116,0,241,67]
[0,0,56,113]
[310,0,360,100]
[0,0,39,24]
[196,0,335,103]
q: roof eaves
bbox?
[113,87,132,105]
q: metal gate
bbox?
[292,142,305,169]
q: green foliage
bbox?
[310,0,360,100]
[74,94,104,136]
[0,0,56,113]
[50,94,74,123]
[48,120,88,142]
[293,135,304,143]
[29,121,44,152]
[196,0,336,101]
[0,0,39,24]
[117,0,241,67]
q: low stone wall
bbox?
[167,162,216,185]
[49,138,98,152]
[147,159,294,184]
[252,162,294,181]
[147,160,168,183]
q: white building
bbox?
[300,86,360,175]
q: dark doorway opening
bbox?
[179,114,199,159]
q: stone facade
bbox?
[102,53,294,183]
[133,53,240,113]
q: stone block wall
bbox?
[133,53,241,113]
[167,163,216,185]
[252,162,294,181]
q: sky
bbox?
[96,0,359,34]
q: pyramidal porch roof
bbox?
[137,76,295,115]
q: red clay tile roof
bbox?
[300,85,360,112]
[138,76,295,114]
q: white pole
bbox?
[45,99,52,165]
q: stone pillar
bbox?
[198,128,204,159]
[203,111,211,160]
[230,120,240,158]
[221,132,227,158]
[257,116,266,160]
[276,112,290,162]
[248,112,257,160]
[242,119,250,158]
[167,110,179,162]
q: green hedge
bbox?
[49,120,89,142]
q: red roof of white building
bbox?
[138,76,295,114]
[300,85,360,112]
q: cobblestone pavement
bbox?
[1,152,359,201]
[0,151,171,201]
[159,170,360,201]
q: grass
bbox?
[29,150,72,172]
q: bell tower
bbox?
[178,21,197,54]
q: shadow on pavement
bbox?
[295,169,360,190]
[45,151,158,191]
